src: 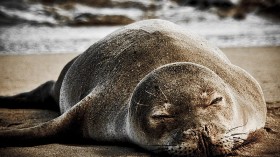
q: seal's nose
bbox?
[181,129,208,157]
[199,126,229,157]
[182,129,199,141]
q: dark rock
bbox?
[0,0,28,10]
[172,0,280,21]
[110,1,159,11]
[2,0,279,26]
[0,10,25,25]
[233,12,246,20]
[71,13,135,26]
[32,0,158,11]
[172,0,234,9]
[0,10,54,26]
[227,0,280,20]
[255,3,280,21]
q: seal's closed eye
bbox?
[151,108,175,120]
[210,97,223,105]
[150,103,175,120]
[151,114,175,119]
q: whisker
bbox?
[234,140,245,144]
[145,90,157,97]
[232,137,245,141]
[148,144,177,147]
[231,133,248,136]
[233,136,246,140]
[232,139,251,150]
[226,125,245,134]
[158,86,169,102]
[145,144,177,152]
[134,100,147,106]
[224,132,248,138]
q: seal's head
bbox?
[127,62,247,156]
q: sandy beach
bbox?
[0,47,279,156]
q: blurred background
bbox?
[0,0,279,54]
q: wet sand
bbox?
[0,47,279,156]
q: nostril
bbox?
[183,130,196,137]
[176,129,210,157]
[203,125,210,136]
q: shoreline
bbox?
[0,46,279,56]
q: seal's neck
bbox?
[107,105,131,142]
[86,103,131,143]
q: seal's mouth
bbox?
[153,130,241,157]
[150,125,250,156]
[200,133,211,157]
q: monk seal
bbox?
[0,19,266,156]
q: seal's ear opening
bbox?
[0,102,86,147]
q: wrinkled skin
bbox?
[128,63,249,156]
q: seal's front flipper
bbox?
[0,101,86,146]
[0,81,59,111]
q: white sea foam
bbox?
[0,2,279,54]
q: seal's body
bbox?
[0,20,266,156]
